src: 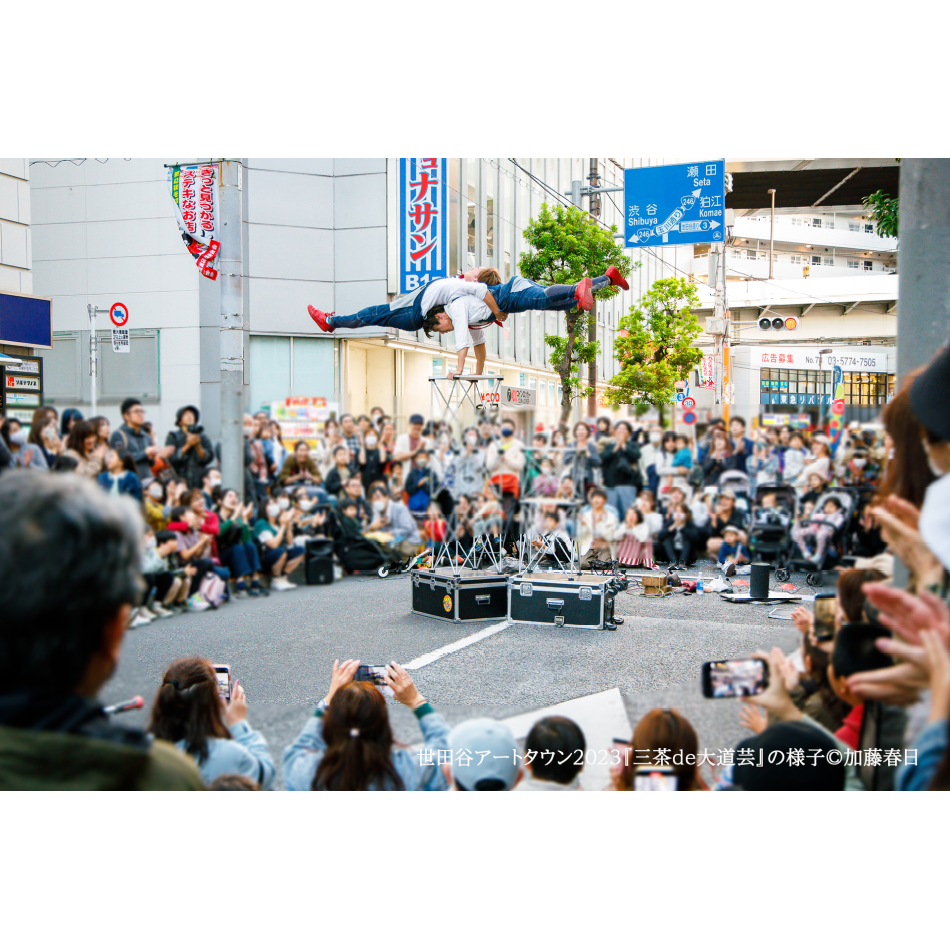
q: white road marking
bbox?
[402,620,510,671]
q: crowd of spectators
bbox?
[1,341,949,791]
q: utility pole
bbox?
[768,188,776,279]
[218,160,245,497]
[87,304,99,415]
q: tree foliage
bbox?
[862,159,900,240]
[607,277,704,418]
[862,190,899,239]
[518,202,634,425]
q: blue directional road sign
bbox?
[624,160,725,248]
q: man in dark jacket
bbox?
[0,471,204,790]
[165,405,214,488]
[110,397,173,484]
[599,420,641,519]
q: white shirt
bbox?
[444,295,495,352]
[420,278,487,314]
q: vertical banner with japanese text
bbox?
[827,364,845,453]
[697,354,716,389]
[398,158,448,293]
[167,163,221,280]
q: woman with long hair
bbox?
[609,708,708,790]
[25,407,59,469]
[88,415,111,451]
[149,658,276,789]
[283,659,450,791]
[701,428,737,488]
[63,419,106,478]
[877,370,936,509]
[217,488,269,598]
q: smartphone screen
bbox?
[213,666,231,701]
[814,594,837,642]
[634,770,679,791]
[702,659,768,699]
[355,665,387,686]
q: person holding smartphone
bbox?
[282,659,450,791]
[149,658,276,790]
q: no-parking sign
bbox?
[682,409,697,425]
[110,302,129,327]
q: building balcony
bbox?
[731,215,898,253]
[720,257,894,282]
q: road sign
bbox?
[109,302,129,327]
[111,326,130,354]
[501,385,536,409]
[682,397,696,409]
[624,160,725,247]
[682,409,697,426]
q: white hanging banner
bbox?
[167,163,221,280]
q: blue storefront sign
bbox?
[0,291,52,349]
[398,158,448,293]
[760,393,831,406]
[624,160,725,248]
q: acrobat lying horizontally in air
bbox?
[305,265,629,334]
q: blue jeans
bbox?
[221,542,262,580]
[491,275,610,312]
[606,485,639,522]
[261,544,305,573]
[329,304,422,331]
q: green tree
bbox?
[518,202,634,426]
[607,276,704,427]
[862,190,899,239]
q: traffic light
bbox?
[758,315,799,331]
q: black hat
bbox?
[732,721,844,791]
[909,343,950,442]
[409,413,425,425]
[175,405,201,426]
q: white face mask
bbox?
[9,429,26,446]
[148,484,164,500]
[852,458,867,469]
[649,432,662,444]
[921,470,950,570]
[365,436,378,448]
[466,434,478,447]
[373,499,387,514]
[243,427,254,438]
[299,499,314,512]
[208,476,222,487]
[922,440,949,478]
[277,497,290,510]
[266,504,280,519]
[541,465,552,475]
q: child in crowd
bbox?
[616,505,656,569]
[783,432,807,484]
[423,502,447,552]
[659,433,694,497]
[754,492,791,528]
[792,496,847,565]
[533,457,559,497]
[718,524,750,576]
[530,511,573,566]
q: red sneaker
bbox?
[574,276,593,311]
[307,305,335,332]
[606,265,629,291]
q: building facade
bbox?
[29,157,685,440]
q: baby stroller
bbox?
[786,488,855,586]
[717,470,753,517]
[748,484,797,578]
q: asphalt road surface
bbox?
[103,561,831,789]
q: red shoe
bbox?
[574,276,593,311]
[308,305,335,332]
[606,265,629,291]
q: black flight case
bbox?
[410,566,509,623]
[507,571,621,630]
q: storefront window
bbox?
[760,368,890,406]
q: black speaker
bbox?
[749,562,770,599]
[305,538,335,585]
